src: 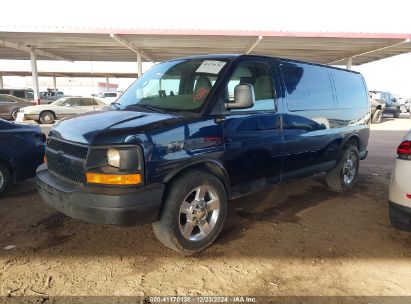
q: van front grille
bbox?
[47,138,88,159]
[46,138,88,184]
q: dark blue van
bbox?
[36,55,370,253]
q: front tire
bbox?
[152,170,227,253]
[325,145,359,192]
[39,111,55,124]
[0,163,11,195]
[393,111,400,118]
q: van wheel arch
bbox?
[163,161,230,195]
[345,136,360,150]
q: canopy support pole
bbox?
[346,57,353,70]
[137,51,142,77]
[53,75,57,94]
[30,50,40,105]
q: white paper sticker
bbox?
[196,60,226,74]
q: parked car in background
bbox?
[0,119,45,195]
[97,92,119,104]
[389,130,411,231]
[0,94,34,120]
[37,54,370,253]
[0,89,34,100]
[39,91,65,104]
[369,91,385,123]
[40,91,65,98]
[406,99,411,113]
[369,91,401,120]
[16,96,106,124]
[399,98,410,113]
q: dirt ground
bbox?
[1,116,411,300]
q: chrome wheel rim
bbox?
[179,185,220,241]
[43,113,52,123]
[342,152,357,185]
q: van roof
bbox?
[172,54,361,74]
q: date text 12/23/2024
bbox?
[149,296,257,303]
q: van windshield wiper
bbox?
[125,104,165,113]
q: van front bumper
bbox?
[36,164,164,225]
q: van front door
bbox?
[222,60,284,197]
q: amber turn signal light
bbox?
[86,172,141,185]
[44,155,47,164]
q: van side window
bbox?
[227,61,275,112]
[281,63,334,111]
[332,71,368,109]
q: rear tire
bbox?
[152,170,227,253]
[0,163,11,195]
[393,111,400,118]
[325,145,359,192]
[11,108,20,120]
[371,109,382,124]
[39,111,55,124]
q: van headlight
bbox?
[107,149,121,168]
[103,147,142,171]
[85,146,143,185]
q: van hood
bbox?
[49,109,184,144]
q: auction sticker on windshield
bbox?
[196,60,226,74]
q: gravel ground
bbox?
[0,117,410,300]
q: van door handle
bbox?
[276,116,283,133]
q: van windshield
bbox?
[116,59,228,112]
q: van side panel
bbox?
[278,61,370,180]
[137,117,226,185]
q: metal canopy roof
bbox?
[0,29,410,65]
[0,71,138,78]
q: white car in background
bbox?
[16,97,106,124]
[389,130,411,231]
[97,92,119,104]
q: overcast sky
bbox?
[1,0,410,97]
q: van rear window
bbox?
[332,71,368,109]
[281,63,334,111]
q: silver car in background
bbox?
[16,97,106,124]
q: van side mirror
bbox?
[226,84,255,110]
